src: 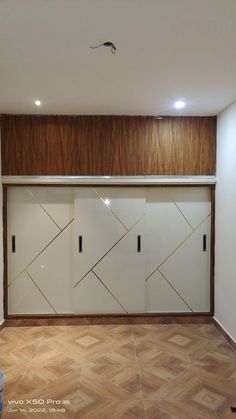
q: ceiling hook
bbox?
[90,41,117,55]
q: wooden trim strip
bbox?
[210,185,215,315]
[212,318,236,351]
[4,314,212,327]
[3,185,8,319]
[2,176,217,185]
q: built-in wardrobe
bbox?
[1,115,216,318]
[6,186,212,315]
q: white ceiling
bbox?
[0,0,236,116]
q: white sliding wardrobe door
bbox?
[7,185,211,316]
[8,187,74,314]
[73,187,146,314]
[145,187,211,313]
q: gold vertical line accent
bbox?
[145,214,211,282]
[157,269,194,312]
[27,189,62,231]
[25,270,57,314]
[8,218,75,288]
[73,214,145,289]
[92,269,128,314]
[91,187,129,232]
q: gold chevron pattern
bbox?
[7,186,211,315]
[0,323,236,418]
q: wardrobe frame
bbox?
[3,183,215,324]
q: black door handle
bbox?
[12,235,16,253]
[137,235,141,253]
[203,234,207,252]
[79,235,83,253]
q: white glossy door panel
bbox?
[73,188,127,285]
[94,216,146,313]
[27,222,74,313]
[145,187,192,278]
[8,188,60,284]
[145,187,211,313]
[159,217,211,312]
[73,187,146,313]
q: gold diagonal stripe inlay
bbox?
[145,214,211,282]
[157,269,193,312]
[73,214,145,288]
[27,189,62,231]
[165,188,194,231]
[73,232,128,288]
[92,270,128,314]
[25,270,57,314]
[91,187,129,231]
[172,201,194,231]
[8,218,75,288]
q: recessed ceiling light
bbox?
[174,100,185,109]
[34,100,41,106]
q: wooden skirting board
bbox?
[0,320,6,332]
[4,314,212,327]
[212,318,236,351]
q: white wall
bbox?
[215,101,236,342]
[0,129,3,324]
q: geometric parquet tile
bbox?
[0,324,236,418]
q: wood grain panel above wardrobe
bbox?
[1,115,75,176]
[146,117,216,175]
[0,115,216,176]
[72,116,147,176]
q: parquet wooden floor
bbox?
[0,324,236,418]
